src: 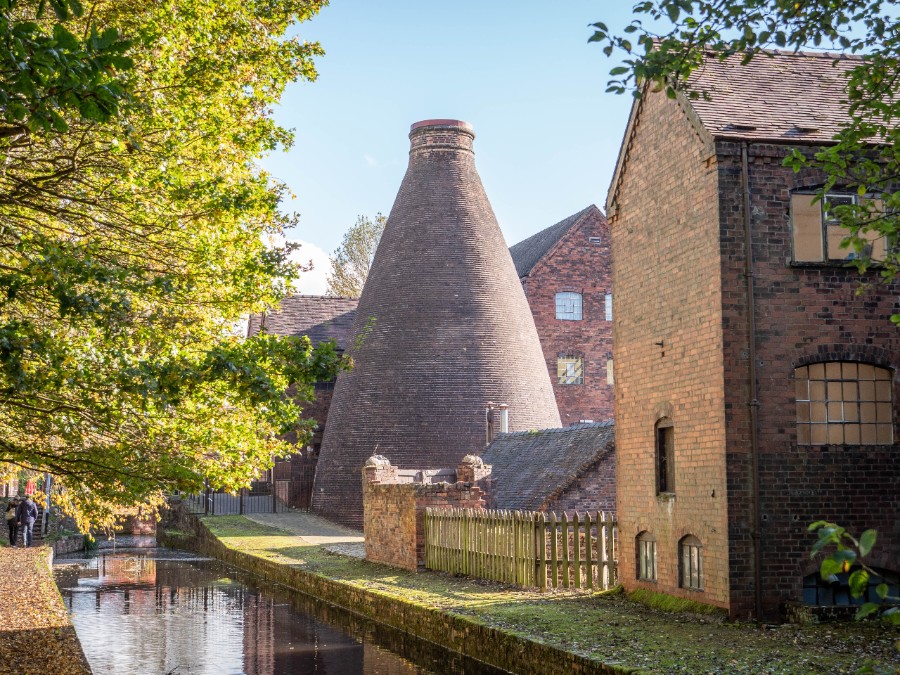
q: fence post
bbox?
[573,512,581,589]
[239,488,244,515]
[205,481,210,516]
[550,512,558,588]
[561,512,570,589]
[536,512,546,591]
[585,512,594,590]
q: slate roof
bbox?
[508,206,595,277]
[687,49,864,143]
[481,422,615,511]
[246,295,358,348]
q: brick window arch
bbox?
[795,362,893,445]
[636,531,657,581]
[679,535,703,590]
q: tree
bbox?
[325,214,386,297]
[590,1,900,315]
[0,0,349,530]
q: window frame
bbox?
[655,419,675,495]
[795,361,893,446]
[790,191,889,264]
[604,292,613,322]
[679,535,703,591]
[555,292,583,321]
[557,354,584,385]
[636,532,657,582]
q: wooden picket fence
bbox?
[424,508,617,590]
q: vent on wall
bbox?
[589,236,602,244]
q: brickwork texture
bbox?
[314,120,560,528]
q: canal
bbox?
[54,546,504,674]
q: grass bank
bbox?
[0,546,90,675]
[165,513,899,674]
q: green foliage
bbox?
[0,0,346,530]
[590,1,900,312]
[325,213,387,297]
[627,587,725,616]
[809,521,899,624]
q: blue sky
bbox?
[261,1,638,293]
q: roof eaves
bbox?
[606,82,649,217]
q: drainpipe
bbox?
[741,142,763,620]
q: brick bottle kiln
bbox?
[313,119,561,527]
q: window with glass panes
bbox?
[679,536,703,590]
[791,192,888,263]
[555,292,582,320]
[637,532,657,581]
[795,362,893,445]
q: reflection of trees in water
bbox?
[56,552,501,675]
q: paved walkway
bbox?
[242,512,365,558]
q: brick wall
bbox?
[609,89,731,611]
[546,453,616,514]
[522,208,615,423]
[716,142,900,618]
[362,459,486,571]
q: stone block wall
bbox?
[362,457,486,571]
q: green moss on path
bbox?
[197,515,899,674]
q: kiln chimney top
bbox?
[409,119,475,154]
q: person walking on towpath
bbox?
[15,496,37,548]
[5,498,18,547]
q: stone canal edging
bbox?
[160,507,636,675]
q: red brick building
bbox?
[607,50,900,619]
[247,295,358,452]
[509,206,615,424]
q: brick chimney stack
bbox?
[312,119,560,528]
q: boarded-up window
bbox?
[795,362,893,445]
[792,193,824,261]
[557,355,583,385]
[606,358,614,385]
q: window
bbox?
[636,532,657,581]
[589,236,602,245]
[606,357,614,385]
[791,192,888,263]
[679,536,703,590]
[604,293,613,321]
[795,362,893,445]
[555,292,582,320]
[557,355,584,385]
[803,567,899,606]
[656,419,675,494]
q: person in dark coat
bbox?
[5,498,18,547]
[15,496,37,548]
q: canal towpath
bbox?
[163,507,900,674]
[0,546,90,675]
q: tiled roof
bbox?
[246,295,358,348]
[508,206,596,277]
[481,422,615,511]
[687,49,863,143]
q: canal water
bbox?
[54,546,504,675]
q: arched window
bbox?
[795,362,893,445]
[679,535,703,590]
[555,292,582,320]
[655,418,675,494]
[803,567,899,606]
[636,531,657,581]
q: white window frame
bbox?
[555,292,583,321]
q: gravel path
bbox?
[242,512,365,558]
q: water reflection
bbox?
[55,548,500,675]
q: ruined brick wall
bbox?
[609,90,730,611]
[362,462,486,571]
[716,142,900,618]
[546,452,616,514]
[522,208,615,424]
